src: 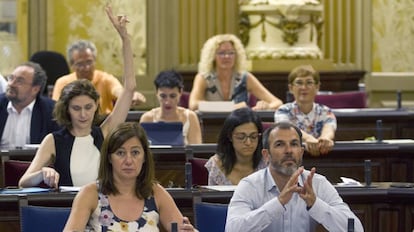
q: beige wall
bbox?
[13,0,414,108]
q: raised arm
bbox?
[188,73,207,111]
[100,6,136,136]
[246,72,283,110]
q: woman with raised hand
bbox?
[19,5,136,188]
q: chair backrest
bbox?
[314,91,367,108]
[188,158,208,186]
[262,121,274,132]
[248,94,257,107]
[20,205,71,232]
[29,50,70,96]
[179,91,190,108]
[194,202,228,232]
[4,160,31,187]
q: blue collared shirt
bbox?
[225,167,364,232]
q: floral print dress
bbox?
[86,192,160,232]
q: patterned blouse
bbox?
[86,191,160,232]
[274,102,337,138]
[205,154,267,185]
[204,72,248,104]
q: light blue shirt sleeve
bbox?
[225,171,286,232]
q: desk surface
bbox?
[3,140,413,157]
[124,108,414,143]
[0,182,412,202]
[126,108,414,121]
[2,141,414,188]
[0,183,413,232]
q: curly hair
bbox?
[198,34,248,76]
[53,79,100,129]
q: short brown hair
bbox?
[288,64,320,84]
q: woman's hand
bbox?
[252,100,269,110]
[318,137,334,155]
[305,137,321,156]
[105,5,129,39]
[41,167,59,188]
[181,217,197,231]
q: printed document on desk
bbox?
[59,186,81,192]
[198,101,235,112]
[201,185,237,191]
[0,187,51,194]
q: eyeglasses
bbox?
[6,75,31,86]
[292,80,316,87]
[232,132,260,143]
[216,51,236,57]
[73,59,94,68]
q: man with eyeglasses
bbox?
[52,40,146,114]
[0,62,60,148]
[225,122,363,232]
[274,65,336,156]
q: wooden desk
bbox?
[197,108,414,143]
[305,141,414,184]
[2,141,414,188]
[0,147,192,188]
[0,189,195,232]
[180,70,366,103]
[0,183,413,232]
[126,108,414,143]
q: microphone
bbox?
[185,162,192,189]
[376,120,383,143]
[364,159,371,187]
[171,222,178,232]
[397,90,402,110]
[347,218,355,232]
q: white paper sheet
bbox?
[200,185,237,191]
